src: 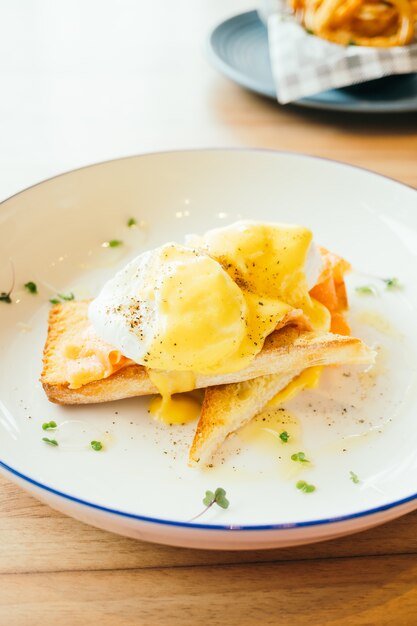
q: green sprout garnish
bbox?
[50,292,75,305]
[279,431,289,443]
[355,276,402,296]
[42,437,58,446]
[296,480,316,493]
[127,217,137,228]
[291,451,310,463]
[90,440,103,451]
[24,281,38,294]
[355,285,377,296]
[42,421,57,431]
[102,239,123,248]
[383,277,401,290]
[350,470,360,484]
[58,292,75,301]
[203,487,229,509]
[189,487,230,522]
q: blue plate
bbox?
[208,10,417,113]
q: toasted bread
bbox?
[190,328,375,465]
[189,369,302,465]
[41,301,375,405]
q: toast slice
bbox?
[41,301,375,405]
[189,369,303,465]
[190,329,375,465]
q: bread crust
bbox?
[189,329,376,465]
[189,369,302,465]
[41,301,375,405]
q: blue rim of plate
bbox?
[1,148,417,532]
[207,10,417,113]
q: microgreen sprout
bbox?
[58,292,75,301]
[127,217,137,228]
[102,239,123,248]
[382,277,401,290]
[296,480,316,493]
[0,260,15,304]
[90,440,103,451]
[42,437,58,446]
[350,470,360,484]
[42,421,57,431]
[50,292,75,305]
[203,487,229,508]
[355,276,402,296]
[291,451,310,463]
[0,292,12,303]
[355,285,377,296]
[24,281,38,294]
[279,431,289,443]
[189,487,229,522]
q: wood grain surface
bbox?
[3,476,417,625]
[1,1,417,624]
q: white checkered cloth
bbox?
[260,1,417,104]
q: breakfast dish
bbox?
[290,0,417,47]
[1,150,417,549]
[41,221,375,465]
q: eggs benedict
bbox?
[88,221,331,375]
[41,220,375,463]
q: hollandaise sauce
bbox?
[268,366,322,406]
[185,221,331,374]
[239,367,320,449]
[239,407,302,453]
[88,221,331,385]
[148,393,201,425]
[232,367,321,476]
[147,369,202,425]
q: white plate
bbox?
[1,149,417,550]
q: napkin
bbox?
[259,0,417,103]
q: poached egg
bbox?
[88,221,328,384]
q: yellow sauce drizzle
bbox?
[149,393,201,425]
[239,407,302,451]
[268,366,322,406]
[147,369,201,424]
[356,309,399,337]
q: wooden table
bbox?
[1,1,417,624]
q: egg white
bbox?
[89,237,323,366]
